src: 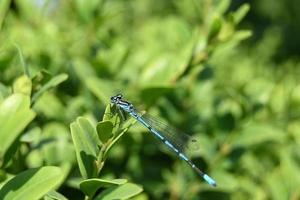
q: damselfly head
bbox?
[111,94,123,104]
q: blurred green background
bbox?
[1,0,300,199]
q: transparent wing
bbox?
[139,112,200,153]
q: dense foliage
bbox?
[0,0,300,199]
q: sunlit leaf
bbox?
[94,183,143,200]
[32,73,68,103]
[44,190,68,200]
[41,123,75,165]
[75,0,103,22]
[208,16,222,42]
[70,117,100,178]
[233,123,285,147]
[232,3,250,24]
[80,178,127,197]
[216,0,231,15]
[14,44,29,76]
[0,94,35,166]
[33,92,66,120]
[86,77,116,104]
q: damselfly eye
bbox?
[117,94,123,99]
[111,96,117,103]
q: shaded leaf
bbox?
[104,117,137,158]
[140,86,173,106]
[208,16,222,42]
[0,166,63,200]
[0,0,10,30]
[97,121,113,143]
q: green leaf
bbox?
[216,0,231,15]
[13,75,32,96]
[26,149,43,168]
[232,3,250,25]
[0,94,35,166]
[102,104,121,134]
[0,0,10,31]
[70,117,100,178]
[73,59,97,81]
[291,84,300,106]
[244,78,273,104]
[232,30,252,42]
[86,77,115,104]
[44,190,68,200]
[32,73,68,103]
[102,104,114,121]
[99,41,129,74]
[233,123,285,147]
[168,35,196,80]
[0,83,10,104]
[41,123,75,165]
[264,149,300,200]
[20,127,41,143]
[14,44,30,77]
[137,17,194,86]
[0,166,63,200]
[269,84,288,114]
[208,16,222,42]
[140,86,173,106]
[33,92,66,120]
[140,37,195,87]
[75,0,103,22]
[94,183,143,200]
[31,70,52,89]
[80,178,127,197]
[97,121,113,143]
[104,117,137,158]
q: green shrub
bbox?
[0,0,299,199]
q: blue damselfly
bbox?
[110,94,217,187]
